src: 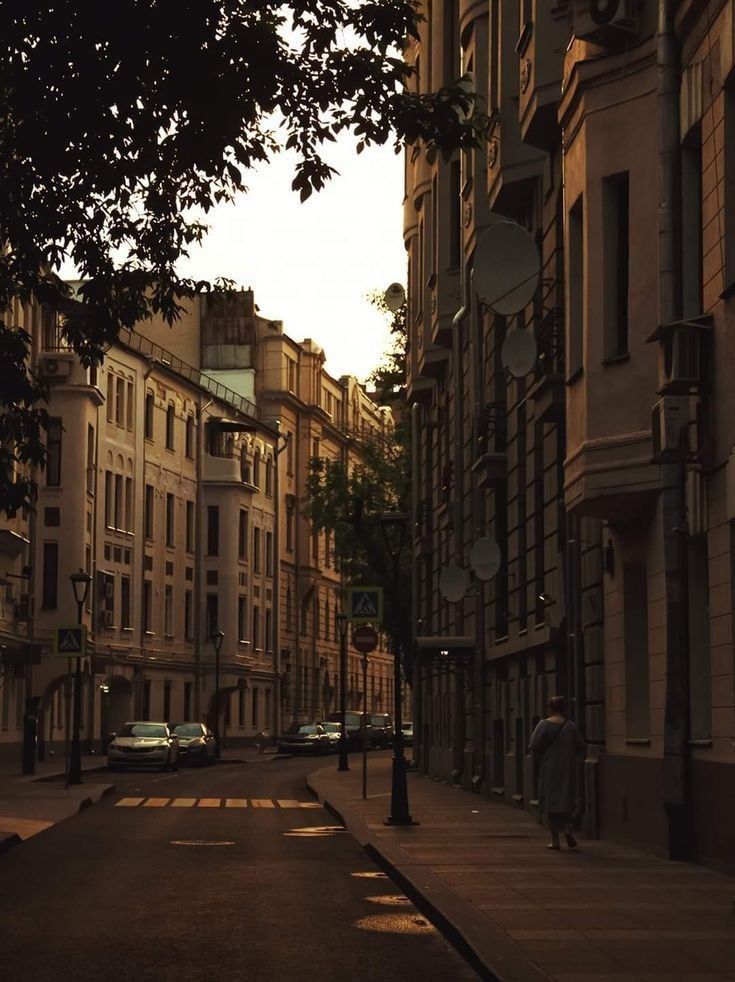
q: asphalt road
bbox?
[0,754,478,982]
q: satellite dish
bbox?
[439,565,470,603]
[501,330,537,379]
[473,222,540,316]
[470,538,501,581]
[384,283,406,312]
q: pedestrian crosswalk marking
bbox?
[115,797,323,809]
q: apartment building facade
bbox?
[405,0,735,873]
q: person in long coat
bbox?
[528,695,586,850]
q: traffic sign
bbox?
[346,586,384,624]
[352,624,378,654]
[53,625,87,658]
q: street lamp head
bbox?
[70,568,93,607]
[336,610,348,639]
[211,629,225,653]
[378,511,408,560]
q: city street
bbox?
[0,754,477,982]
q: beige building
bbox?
[405,0,735,873]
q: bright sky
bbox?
[179,139,406,383]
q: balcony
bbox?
[528,308,565,422]
[517,2,567,151]
[417,342,451,380]
[471,402,507,487]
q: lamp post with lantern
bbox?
[68,569,92,786]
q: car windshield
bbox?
[286,723,318,734]
[371,716,390,726]
[118,724,167,738]
[322,723,341,733]
[344,713,363,726]
[402,722,413,729]
[173,724,203,737]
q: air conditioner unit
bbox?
[103,610,114,627]
[652,396,690,457]
[573,0,639,45]
[38,356,72,381]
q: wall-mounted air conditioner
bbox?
[38,356,72,381]
[651,396,690,457]
[573,0,639,46]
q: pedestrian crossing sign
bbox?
[346,586,383,625]
[53,625,87,658]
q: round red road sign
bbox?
[351,624,378,653]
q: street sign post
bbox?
[351,624,379,654]
[53,626,87,658]
[346,586,384,624]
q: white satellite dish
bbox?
[384,283,406,312]
[501,330,537,379]
[473,222,540,316]
[439,565,470,603]
[470,537,501,581]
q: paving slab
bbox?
[308,756,735,982]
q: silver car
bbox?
[320,721,343,753]
[107,721,179,771]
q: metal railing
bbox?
[477,402,508,457]
[535,307,565,381]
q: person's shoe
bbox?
[546,838,560,850]
[565,832,578,849]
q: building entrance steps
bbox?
[307,757,735,982]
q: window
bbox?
[184,682,192,720]
[106,375,115,422]
[207,506,219,555]
[449,160,461,269]
[143,580,153,633]
[121,575,131,629]
[166,404,175,450]
[311,525,319,562]
[265,457,273,495]
[86,424,95,494]
[238,687,245,727]
[253,452,261,489]
[186,500,194,552]
[286,504,294,552]
[46,418,62,486]
[126,381,134,431]
[265,609,272,652]
[286,432,294,475]
[142,680,151,719]
[125,478,133,532]
[205,593,219,636]
[253,527,261,573]
[252,687,259,729]
[681,124,703,318]
[443,0,459,85]
[724,86,735,292]
[115,377,125,426]
[114,474,123,529]
[286,357,296,393]
[286,589,293,631]
[105,471,113,527]
[163,681,172,723]
[623,563,650,740]
[166,493,175,547]
[252,605,260,649]
[266,531,273,576]
[238,509,248,559]
[185,414,194,459]
[42,542,58,609]
[602,172,630,360]
[238,596,247,641]
[164,585,173,636]
[144,484,154,539]
[184,590,193,640]
[145,391,154,439]
[567,194,584,379]
[324,529,331,568]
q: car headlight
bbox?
[307,734,318,740]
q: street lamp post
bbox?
[336,611,349,772]
[211,630,225,759]
[379,512,414,825]
[68,569,92,786]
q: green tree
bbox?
[0,1,487,514]
[305,296,414,680]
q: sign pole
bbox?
[362,653,369,800]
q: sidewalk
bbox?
[308,756,735,982]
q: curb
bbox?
[307,772,552,982]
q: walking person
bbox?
[529,695,586,850]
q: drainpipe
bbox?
[657,0,691,861]
[410,401,422,766]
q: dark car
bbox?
[369,714,394,749]
[173,722,216,766]
[277,722,331,755]
[325,711,372,750]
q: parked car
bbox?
[369,713,394,749]
[325,711,372,750]
[107,722,179,771]
[172,722,216,766]
[320,721,343,753]
[277,722,331,755]
[401,721,414,747]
